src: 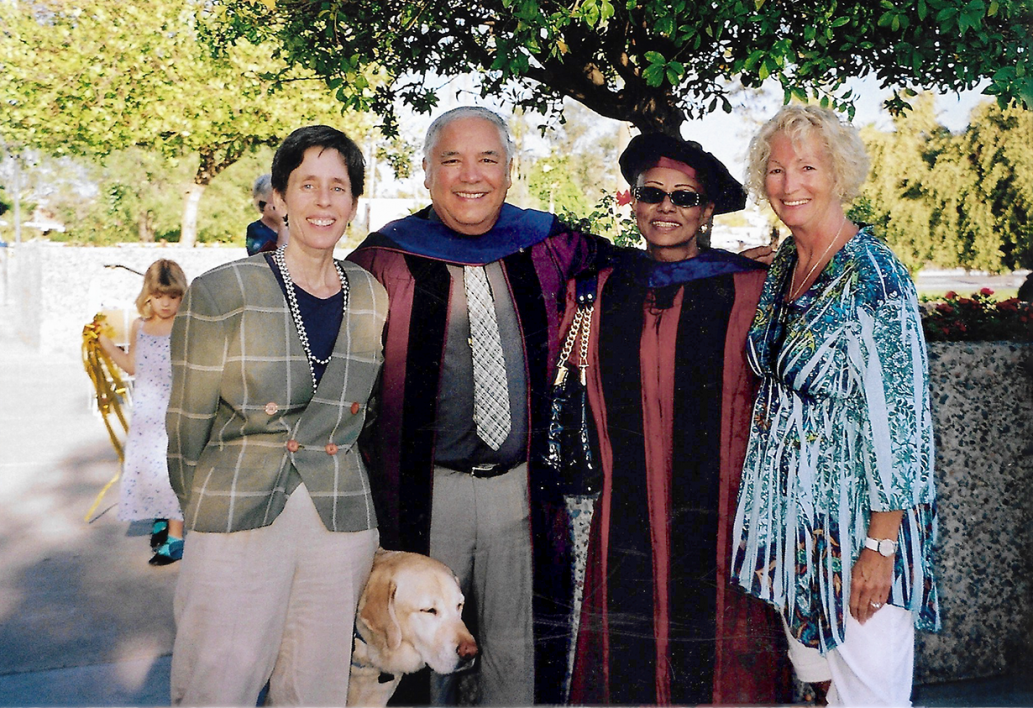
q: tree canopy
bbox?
[859,96,1032,272]
[0,0,369,245]
[210,0,1033,135]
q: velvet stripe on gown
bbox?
[596,266,733,704]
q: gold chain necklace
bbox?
[788,216,847,301]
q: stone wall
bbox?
[3,241,249,356]
[917,342,1033,683]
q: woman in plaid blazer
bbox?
[166,126,388,706]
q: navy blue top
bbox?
[265,254,343,385]
[247,220,278,255]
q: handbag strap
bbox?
[556,273,598,382]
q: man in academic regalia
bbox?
[348,106,607,706]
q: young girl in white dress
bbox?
[99,259,187,565]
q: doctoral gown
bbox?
[568,249,790,705]
[348,204,607,704]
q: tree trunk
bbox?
[179,182,205,247]
[138,210,154,242]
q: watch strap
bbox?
[864,536,899,556]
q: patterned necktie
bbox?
[464,265,512,450]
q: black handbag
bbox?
[539,274,601,496]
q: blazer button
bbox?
[325,443,338,455]
[286,439,300,453]
[265,401,279,415]
[350,402,361,415]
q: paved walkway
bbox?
[0,304,1030,707]
[0,313,175,706]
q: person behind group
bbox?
[98,259,187,566]
[730,104,940,706]
[166,125,387,706]
[565,133,789,705]
[246,173,286,255]
[348,105,609,706]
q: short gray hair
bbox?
[423,107,515,163]
[252,173,273,200]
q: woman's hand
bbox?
[739,244,775,265]
[849,548,894,624]
[850,509,903,624]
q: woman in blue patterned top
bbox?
[730,105,939,706]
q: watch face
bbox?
[879,540,895,556]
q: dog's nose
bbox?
[457,637,478,660]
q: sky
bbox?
[677,76,991,180]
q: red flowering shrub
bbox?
[922,288,1033,342]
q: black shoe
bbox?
[149,538,183,566]
[150,519,169,551]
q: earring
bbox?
[283,214,289,227]
[699,223,710,234]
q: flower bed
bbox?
[922,288,1033,342]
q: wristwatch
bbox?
[864,536,899,557]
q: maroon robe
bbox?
[568,255,790,705]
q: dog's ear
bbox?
[358,573,391,645]
[385,580,403,650]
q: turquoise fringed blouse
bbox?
[731,227,940,653]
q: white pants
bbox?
[170,484,379,706]
[784,605,915,706]
[428,464,535,706]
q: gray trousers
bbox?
[429,463,535,706]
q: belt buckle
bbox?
[470,463,498,476]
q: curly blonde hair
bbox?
[136,259,187,318]
[744,104,870,204]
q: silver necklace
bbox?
[788,216,848,301]
[273,245,349,386]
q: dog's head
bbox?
[356,550,478,676]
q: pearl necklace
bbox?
[788,216,848,301]
[273,245,349,387]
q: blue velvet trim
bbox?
[635,248,766,288]
[375,203,556,264]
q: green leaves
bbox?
[189,0,1033,139]
[863,98,1033,274]
[576,0,615,26]
[642,51,683,87]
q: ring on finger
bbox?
[870,601,883,609]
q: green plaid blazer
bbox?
[167,254,388,533]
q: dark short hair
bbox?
[271,125,366,198]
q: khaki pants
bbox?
[170,484,379,706]
[429,463,534,706]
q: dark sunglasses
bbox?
[633,186,707,208]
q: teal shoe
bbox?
[150,519,169,551]
[149,537,183,566]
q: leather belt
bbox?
[443,462,515,478]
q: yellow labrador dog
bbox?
[348,549,478,706]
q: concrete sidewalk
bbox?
[0,306,1030,707]
[0,315,177,707]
